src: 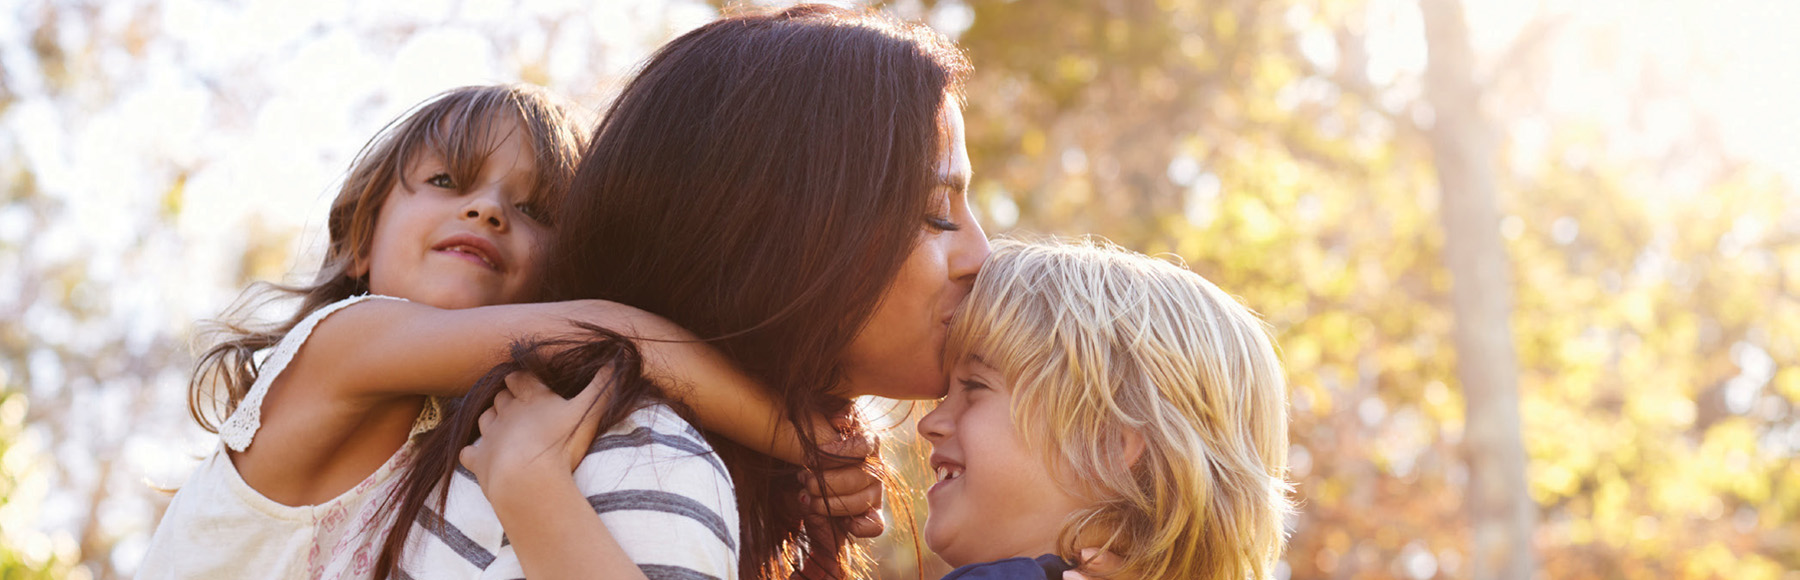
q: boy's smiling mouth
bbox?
[930,457,964,489]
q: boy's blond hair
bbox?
[945,238,1292,580]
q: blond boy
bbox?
[919,238,1293,579]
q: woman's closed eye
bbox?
[926,214,961,232]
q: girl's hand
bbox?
[797,427,886,538]
[1064,548,1124,580]
[459,369,610,497]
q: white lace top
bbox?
[138,295,442,580]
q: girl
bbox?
[378,6,987,580]
[140,84,876,579]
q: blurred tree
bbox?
[5,1,1797,580]
[1419,0,1532,577]
[0,1,716,577]
[923,0,1800,579]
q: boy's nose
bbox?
[918,404,952,441]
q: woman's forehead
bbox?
[937,99,971,185]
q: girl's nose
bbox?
[461,191,507,230]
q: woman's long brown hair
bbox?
[376,5,969,579]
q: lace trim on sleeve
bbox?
[218,294,407,452]
[410,396,443,438]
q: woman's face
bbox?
[839,100,989,400]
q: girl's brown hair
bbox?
[187,84,588,434]
[377,5,969,578]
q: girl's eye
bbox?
[425,173,456,189]
[958,378,989,393]
[515,202,552,225]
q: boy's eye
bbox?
[425,173,456,189]
[958,378,989,393]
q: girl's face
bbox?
[919,355,1091,567]
[839,100,990,400]
[359,115,551,309]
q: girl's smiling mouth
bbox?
[433,234,504,271]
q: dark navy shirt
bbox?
[941,554,1074,580]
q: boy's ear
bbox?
[1119,428,1148,469]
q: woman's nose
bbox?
[948,223,989,285]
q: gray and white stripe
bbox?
[399,405,739,580]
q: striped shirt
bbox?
[398,404,739,580]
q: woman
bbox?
[379,5,984,579]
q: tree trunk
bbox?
[1419,1,1536,579]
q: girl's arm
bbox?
[302,298,813,463]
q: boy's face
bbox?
[918,355,1090,567]
[360,114,550,309]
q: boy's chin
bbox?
[921,522,960,566]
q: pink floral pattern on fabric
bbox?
[309,440,419,579]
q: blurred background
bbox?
[0,0,1795,578]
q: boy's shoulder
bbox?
[942,554,1072,580]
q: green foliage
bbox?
[3,1,1792,579]
[0,389,77,580]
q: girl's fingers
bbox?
[1073,548,1123,576]
[806,480,883,516]
[796,510,884,544]
[844,508,884,538]
[491,387,514,413]
[571,365,611,407]
[503,370,552,399]
[798,465,880,498]
[563,381,608,469]
[816,430,878,464]
[477,406,498,434]
[458,442,481,471]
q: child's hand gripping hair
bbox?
[467,365,886,580]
